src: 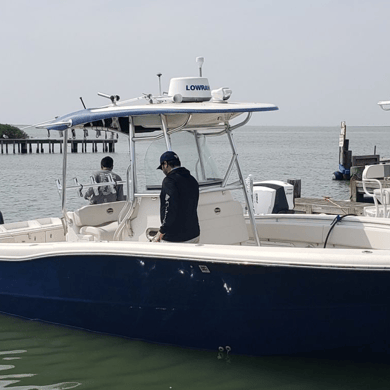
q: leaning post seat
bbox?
[197,191,249,245]
[67,201,128,241]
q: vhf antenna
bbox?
[196,56,204,77]
[80,97,86,109]
[157,73,162,96]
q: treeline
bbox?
[0,124,29,139]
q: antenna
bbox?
[196,57,204,77]
[157,73,162,96]
[80,97,86,109]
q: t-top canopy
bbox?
[47,101,278,133]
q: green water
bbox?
[1,313,390,389]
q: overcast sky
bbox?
[1,0,390,127]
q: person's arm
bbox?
[159,177,179,236]
[117,182,124,200]
[84,186,93,200]
[84,172,96,201]
[152,231,165,242]
[117,185,125,201]
[115,175,125,201]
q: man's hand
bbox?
[151,231,164,242]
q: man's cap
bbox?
[157,151,180,169]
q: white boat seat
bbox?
[362,163,390,218]
[364,205,390,218]
[364,188,390,218]
[72,201,128,227]
[373,188,390,203]
[69,200,141,241]
[80,221,118,241]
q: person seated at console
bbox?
[84,156,125,204]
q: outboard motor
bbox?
[252,180,294,215]
[0,211,4,224]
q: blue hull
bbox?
[1,254,390,356]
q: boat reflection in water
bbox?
[0,350,81,390]
[1,58,390,357]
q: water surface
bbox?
[4,125,389,223]
[1,313,390,390]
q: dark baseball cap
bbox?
[157,151,180,169]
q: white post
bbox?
[61,128,70,228]
[160,114,172,151]
[225,126,261,246]
[128,117,136,202]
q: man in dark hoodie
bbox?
[153,151,200,243]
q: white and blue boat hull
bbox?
[1,243,390,356]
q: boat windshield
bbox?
[144,131,222,190]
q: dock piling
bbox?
[287,179,301,199]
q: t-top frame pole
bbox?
[225,123,261,246]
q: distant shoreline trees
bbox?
[0,124,29,139]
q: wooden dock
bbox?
[294,197,372,216]
[350,178,390,202]
[0,138,117,154]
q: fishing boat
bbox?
[1,58,390,357]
